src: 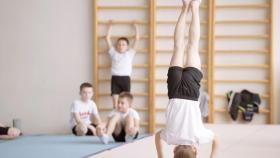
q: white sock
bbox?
[125,135,135,142]
[99,134,109,144]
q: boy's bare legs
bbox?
[75,123,89,136]
[97,114,122,144]
[87,124,97,135]
[124,115,137,136]
[106,114,122,136]
[124,115,138,142]
[184,0,201,70]
[112,95,119,109]
[96,126,103,137]
[170,0,191,67]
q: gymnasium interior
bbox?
[1,0,280,157]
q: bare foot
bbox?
[182,0,192,7]
[191,0,200,11]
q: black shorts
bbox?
[111,76,131,95]
[112,128,139,142]
[0,127,9,135]
[72,124,96,136]
[167,66,203,101]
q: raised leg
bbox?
[106,114,122,136]
[112,95,119,109]
[184,0,201,70]
[170,0,191,67]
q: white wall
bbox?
[0,0,93,134]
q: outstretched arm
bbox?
[132,22,140,50]
[106,20,113,49]
[210,135,219,158]
[155,131,164,158]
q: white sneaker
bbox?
[99,134,109,144]
[125,135,134,142]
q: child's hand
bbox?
[132,21,140,42]
[108,20,113,26]
[97,122,106,128]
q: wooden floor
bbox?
[92,124,280,158]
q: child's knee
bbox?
[75,124,88,136]
[111,113,121,121]
[125,127,136,136]
[7,128,20,137]
[125,115,133,122]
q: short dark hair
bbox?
[80,82,93,91]
[174,145,196,158]
[117,37,130,45]
[119,92,133,103]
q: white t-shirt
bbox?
[109,47,136,76]
[69,99,99,128]
[160,98,214,148]
[108,108,140,125]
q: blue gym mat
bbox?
[0,134,149,158]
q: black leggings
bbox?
[0,127,10,135]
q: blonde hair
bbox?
[119,92,133,104]
[174,145,196,158]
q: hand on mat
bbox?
[96,125,104,133]
[97,123,106,129]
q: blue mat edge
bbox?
[83,134,153,158]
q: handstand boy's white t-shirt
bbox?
[70,99,98,128]
[108,108,140,125]
[160,98,214,148]
[109,47,136,76]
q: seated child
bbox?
[155,0,219,158]
[102,92,140,143]
[70,82,107,143]
[106,20,140,109]
[0,123,21,139]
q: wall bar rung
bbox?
[215,107,270,114]
[214,94,269,99]
[215,64,269,69]
[99,78,148,83]
[98,20,148,25]
[99,93,148,97]
[99,64,148,69]
[216,19,269,24]
[98,6,148,10]
[216,4,269,9]
[99,49,148,54]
